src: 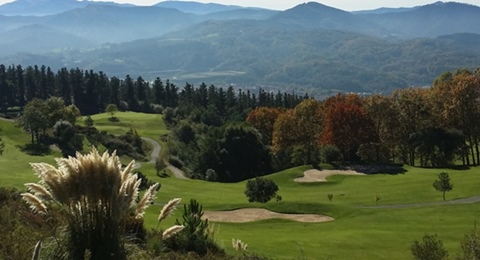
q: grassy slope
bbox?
[2,113,480,259]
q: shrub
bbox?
[411,234,448,260]
[321,145,342,164]
[84,116,94,127]
[356,142,390,164]
[458,227,480,259]
[205,169,218,182]
[245,178,279,203]
[169,156,184,169]
[151,104,164,114]
[165,199,222,256]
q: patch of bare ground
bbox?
[202,208,334,223]
[294,169,365,183]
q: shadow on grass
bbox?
[17,143,51,156]
[108,117,119,122]
[341,164,407,175]
[157,171,170,178]
[446,165,471,170]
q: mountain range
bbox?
[0,0,479,94]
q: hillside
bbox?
[0,1,480,94]
[360,1,480,38]
[4,19,477,95]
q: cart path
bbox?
[359,195,480,209]
[139,137,187,179]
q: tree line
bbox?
[246,68,480,168]
[136,67,480,182]
[0,64,306,118]
[5,63,479,181]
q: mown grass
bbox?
[78,112,169,141]
[2,113,480,259]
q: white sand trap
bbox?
[202,208,334,223]
[294,169,365,183]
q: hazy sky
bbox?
[0,0,479,11]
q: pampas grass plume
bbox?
[162,225,184,240]
[158,198,181,222]
[22,193,47,215]
[31,240,42,260]
[25,183,52,200]
[135,183,160,219]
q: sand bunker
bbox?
[294,169,365,183]
[202,208,334,223]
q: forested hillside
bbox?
[0,1,479,94]
[2,64,480,181]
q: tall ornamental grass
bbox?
[22,148,161,260]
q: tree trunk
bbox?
[443,191,446,201]
[475,138,480,165]
[469,136,476,165]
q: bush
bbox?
[151,104,164,114]
[245,178,279,203]
[321,145,342,164]
[411,234,448,260]
[205,169,218,182]
[458,227,480,259]
[356,142,390,164]
[165,199,222,256]
[169,156,184,169]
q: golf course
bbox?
[1,112,480,259]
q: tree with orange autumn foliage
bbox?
[272,99,324,165]
[431,69,480,165]
[246,107,283,145]
[321,94,378,161]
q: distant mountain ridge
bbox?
[0,0,134,16]
[270,2,390,36]
[0,0,480,94]
[154,1,242,14]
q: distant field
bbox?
[172,70,245,80]
[2,113,480,259]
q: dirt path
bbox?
[202,208,334,223]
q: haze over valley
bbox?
[1,0,480,95]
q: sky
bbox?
[0,0,479,11]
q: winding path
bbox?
[1,116,188,179]
[139,137,188,179]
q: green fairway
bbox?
[2,113,480,259]
[78,112,169,141]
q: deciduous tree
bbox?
[245,177,279,203]
[106,104,119,119]
[433,172,453,201]
[322,95,378,161]
[246,107,282,145]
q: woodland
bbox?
[1,64,480,182]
